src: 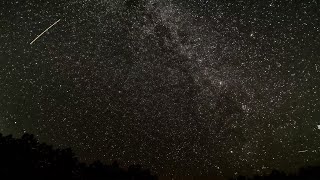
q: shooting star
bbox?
[30,19,61,45]
[298,150,308,153]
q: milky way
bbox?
[0,0,319,176]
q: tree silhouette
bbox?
[1,132,320,179]
[233,165,320,180]
[0,133,157,180]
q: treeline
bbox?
[0,133,157,180]
[1,133,320,180]
[233,166,320,180]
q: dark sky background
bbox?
[0,0,320,177]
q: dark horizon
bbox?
[1,132,320,180]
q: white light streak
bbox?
[298,150,308,153]
[30,19,61,45]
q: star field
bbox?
[0,0,320,177]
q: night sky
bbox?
[0,0,320,177]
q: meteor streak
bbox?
[30,19,61,45]
[298,150,308,153]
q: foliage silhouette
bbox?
[233,166,320,180]
[0,133,157,180]
[1,133,319,179]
